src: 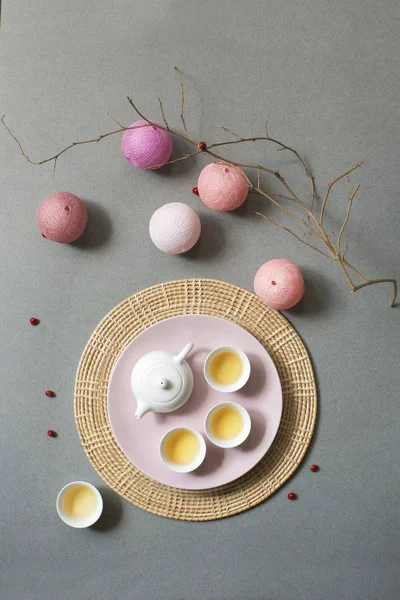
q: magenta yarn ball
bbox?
[149,203,201,255]
[197,163,249,211]
[254,259,304,310]
[37,192,87,243]
[121,120,173,170]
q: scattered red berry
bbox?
[41,233,47,238]
[47,430,57,437]
[30,317,39,326]
[45,390,55,398]
[198,141,207,151]
[310,464,319,472]
[192,186,199,195]
[287,492,296,500]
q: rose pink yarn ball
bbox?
[37,192,87,243]
[121,120,173,170]
[254,259,305,310]
[197,163,249,211]
[149,203,201,255]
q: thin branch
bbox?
[320,161,364,225]
[352,279,397,307]
[126,96,151,123]
[221,126,244,140]
[107,113,124,128]
[256,213,331,258]
[1,115,139,166]
[157,98,170,130]
[272,193,298,202]
[210,132,316,208]
[337,183,360,256]
[343,259,368,283]
[52,157,58,183]
[174,66,193,141]
[254,187,328,246]
[127,96,196,146]
[337,259,355,290]
[152,150,202,169]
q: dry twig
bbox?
[1,71,397,307]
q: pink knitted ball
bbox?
[197,163,249,211]
[254,259,305,310]
[37,192,87,243]
[149,203,201,254]
[121,120,173,170]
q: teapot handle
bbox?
[174,343,194,364]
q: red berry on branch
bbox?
[310,464,319,472]
[45,390,55,398]
[198,141,207,151]
[30,317,39,326]
[47,430,57,437]
[287,492,296,500]
[192,187,199,195]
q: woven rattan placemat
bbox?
[74,279,317,521]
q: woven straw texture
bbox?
[74,279,317,521]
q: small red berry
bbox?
[42,233,47,238]
[310,464,319,472]
[287,492,296,500]
[192,186,199,195]
[45,390,55,398]
[198,141,207,151]
[47,430,56,437]
[30,317,39,326]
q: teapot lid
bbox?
[141,362,183,404]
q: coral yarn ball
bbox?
[197,163,249,211]
[37,192,87,243]
[149,203,201,255]
[254,259,304,310]
[121,120,173,170]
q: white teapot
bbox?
[131,343,194,419]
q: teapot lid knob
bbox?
[140,363,183,404]
[158,378,170,389]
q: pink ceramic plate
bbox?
[107,315,282,490]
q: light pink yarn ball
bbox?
[254,259,305,310]
[121,120,173,170]
[149,203,201,255]
[197,163,249,211]
[37,192,87,243]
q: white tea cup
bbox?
[204,346,251,393]
[160,426,206,473]
[56,481,103,528]
[205,401,251,448]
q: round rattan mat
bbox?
[74,279,317,521]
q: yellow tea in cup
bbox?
[62,484,98,519]
[209,350,243,385]
[57,481,103,528]
[164,428,200,465]
[210,404,243,440]
[205,402,251,449]
[160,427,206,473]
[205,346,250,393]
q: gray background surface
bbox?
[0,2,399,599]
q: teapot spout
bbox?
[135,400,152,419]
[174,343,194,364]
